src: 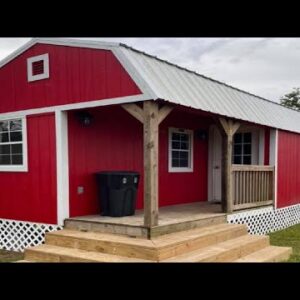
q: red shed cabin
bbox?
[0,38,299,252]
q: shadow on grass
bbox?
[269,223,300,262]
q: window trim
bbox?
[0,116,28,172]
[168,127,194,173]
[27,53,49,82]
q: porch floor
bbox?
[65,202,226,238]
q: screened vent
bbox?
[32,60,44,76]
[27,53,49,82]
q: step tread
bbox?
[25,244,151,262]
[163,235,269,262]
[47,223,247,250]
[235,246,292,262]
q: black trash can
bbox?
[95,171,140,217]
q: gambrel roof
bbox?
[1,38,300,134]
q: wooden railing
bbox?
[231,165,275,211]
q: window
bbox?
[233,132,252,165]
[27,53,49,82]
[0,118,28,172]
[169,128,193,172]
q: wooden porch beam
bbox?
[218,118,241,214]
[122,103,145,124]
[158,105,174,125]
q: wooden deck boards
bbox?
[68,202,224,227]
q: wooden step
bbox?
[24,245,151,263]
[163,235,270,262]
[46,223,248,261]
[235,246,292,262]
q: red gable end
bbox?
[0,43,142,113]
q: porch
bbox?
[64,202,226,238]
[61,100,276,231]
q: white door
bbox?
[211,127,222,202]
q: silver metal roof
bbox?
[118,45,300,134]
[1,38,300,134]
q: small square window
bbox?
[27,53,49,82]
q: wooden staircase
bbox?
[20,222,292,262]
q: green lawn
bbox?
[0,249,24,262]
[269,223,300,262]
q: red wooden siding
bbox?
[0,113,57,224]
[0,44,141,113]
[264,128,270,165]
[277,130,300,208]
[68,106,211,217]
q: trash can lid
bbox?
[95,171,139,175]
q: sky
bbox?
[0,37,299,103]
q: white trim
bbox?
[112,47,158,99]
[55,110,69,226]
[207,125,214,202]
[27,53,49,82]
[0,117,28,172]
[168,127,194,173]
[0,38,119,69]
[0,94,150,120]
[274,129,279,209]
[269,129,278,208]
[258,128,265,165]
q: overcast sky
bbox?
[0,37,299,103]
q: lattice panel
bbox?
[0,219,62,252]
[227,204,300,235]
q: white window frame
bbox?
[27,53,49,82]
[168,127,194,173]
[0,116,28,172]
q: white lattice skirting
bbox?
[227,204,300,235]
[0,219,62,252]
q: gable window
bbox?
[0,118,28,172]
[27,53,49,82]
[233,132,252,165]
[169,128,193,172]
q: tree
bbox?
[280,88,300,111]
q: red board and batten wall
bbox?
[68,106,211,217]
[277,130,300,208]
[0,113,57,224]
[0,43,141,224]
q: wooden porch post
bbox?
[122,101,173,227]
[143,101,159,227]
[218,118,240,213]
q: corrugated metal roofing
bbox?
[1,38,299,134]
[118,45,300,134]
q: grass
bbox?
[269,223,300,262]
[0,249,24,262]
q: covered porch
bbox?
[60,100,276,232]
[121,100,276,227]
